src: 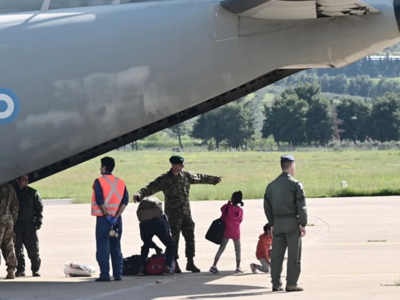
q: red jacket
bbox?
[256,233,272,262]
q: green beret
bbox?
[169,155,184,165]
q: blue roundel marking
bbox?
[0,88,20,125]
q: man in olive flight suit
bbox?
[264,155,307,292]
[133,155,221,273]
[13,175,44,277]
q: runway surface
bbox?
[1,196,400,299]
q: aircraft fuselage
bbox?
[0,0,400,184]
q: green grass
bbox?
[30,150,400,203]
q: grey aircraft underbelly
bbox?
[0,0,400,185]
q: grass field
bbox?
[30,150,400,203]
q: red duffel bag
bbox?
[145,254,166,275]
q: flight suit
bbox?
[264,172,307,288]
[0,183,19,279]
[14,186,43,276]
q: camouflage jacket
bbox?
[136,169,220,216]
[0,183,19,223]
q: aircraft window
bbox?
[0,0,44,14]
[49,0,114,10]
[120,0,136,3]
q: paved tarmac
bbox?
[1,197,400,299]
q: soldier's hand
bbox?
[133,194,140,203]
[215,177,222,185]
[300,226,306,237]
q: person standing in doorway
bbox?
[264,155,307,292]
[13,175,43,277]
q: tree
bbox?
[348,75,374,98]
[375,78,400,97]
[294,82,320,104]
[191,110,226,149]
[329,74,348,94]
[369,93,400,142]
[304,95,334,146]
[170,123,189,150]
[262,92,309,146]
[336,98,371,143]
[223,103,255,149]
[190,103,255,150]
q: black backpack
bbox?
[122,255,142,276]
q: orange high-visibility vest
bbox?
[91,175,126,217]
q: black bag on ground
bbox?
[205,203,229,245]
[122,255,142,276]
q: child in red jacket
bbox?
[250,223,272,273]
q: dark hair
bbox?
[101,156,115,172]
[281,161,294,170]
[231,191,244,206]
[263,223,271,232]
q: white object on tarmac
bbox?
[63,261,97,277]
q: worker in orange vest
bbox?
[91,156,129,282]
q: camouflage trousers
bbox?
[0,219,17,271]
[167,213,195,260]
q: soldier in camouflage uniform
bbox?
[264,155,307,293]
[133,155,221,273]
[13,175,44,277]
[0,182,19,280]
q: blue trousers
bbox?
[95,216,123,279]
[140,218,175,268]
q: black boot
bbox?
[175,260,182,274]
[186,258,200,273]
[32,271,41,277]
[15,271,25,277]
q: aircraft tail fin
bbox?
[220,0,380,20]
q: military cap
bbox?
[169,155,184,165]
[280,154,295,163]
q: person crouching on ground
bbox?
[136,196,175,276]
[210,191,244,275]
[250,223,272,273]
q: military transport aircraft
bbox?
[0,0,399,185]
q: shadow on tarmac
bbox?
[0,271,270,299]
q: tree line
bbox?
[263,82,400,146]
[160,82,400,150]
[277,73,400,99]
[313,55,400,78]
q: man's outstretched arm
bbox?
[186,171,222,185]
